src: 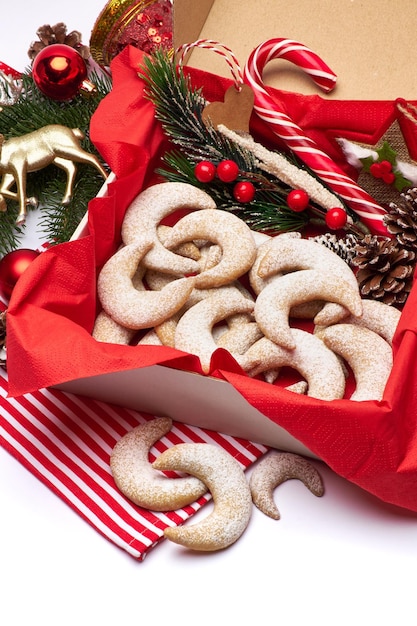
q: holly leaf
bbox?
[376,141,397,165]
[360,155,375,172]
[394,170,412,191]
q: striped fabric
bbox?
[0,367,268,560]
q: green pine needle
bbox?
[141,50,314,234]
[0,71,111,254]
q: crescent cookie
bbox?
[163,209,257,289]
[121,182,217,275]
[336,299,401,346]
[154,283,255,348]
[174,291,255,373]
[110,417,207,511]
[216,321,263,355]
[257,234,359,325]
[254,269,363,350]
[92,311,137,345]
[237,329,346,400]
[153,443,252,551]
[97,241,196,329]
[157,224,201,261]
[316,323,393,401]
[250,451,324,520]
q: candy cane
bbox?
[244,38,388,235]
[176,39,244,92]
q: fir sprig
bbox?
[141,50,255,169]
[0,71,111,254]
[141,50,330,234]
[159,150,308,233]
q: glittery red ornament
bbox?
[90,0,173,67]
[0,249,40,303]
[32,43,88,101]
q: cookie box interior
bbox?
[55,0,409,456]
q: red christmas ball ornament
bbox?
[216,160,240,183]
[0,248,40,303]
[194,161,216,183]
[233,181,256,203]
[32,44,88,101]
[325,207,348,230]
[287,189,309,212]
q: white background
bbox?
[1,3,417,625]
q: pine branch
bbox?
[141,50,257,170]
[142,50,311,233]
[158,150,308,233]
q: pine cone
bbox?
[351,235,415,305]
[28,23,90,62]
[384,187,417,249]
[310,232,358,264]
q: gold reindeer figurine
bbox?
[0,124,108,224]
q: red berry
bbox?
[287,189,309,212]
[194,160,216,183]
[216,159,240,182]
[382,171,396,185]
[233,181,256,203]
[325,207,348,230]
[379,160,393,174]
[369,162,382,178]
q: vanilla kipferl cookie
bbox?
[153,443,252,551]
[97,240,196,329]
[174,291,255,373]
[110,417,207,511]
[163,209,257,289]
[92,310,137,345]
[316,323,393,401]
[336,299,401,346]
[153,282,255,348]
[254,269,362,350]
[121,182,216,275]
[250,451,324,520]
[257,234,359,325]
[238,329,346,400]
[216,321,263,355]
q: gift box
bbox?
[5,0,417,518]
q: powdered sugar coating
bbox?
[121,182,216,275]
[216,321,263,355]
[250,451,324,520]
[258,234,359,325]
[153,443,252,551]
[254,269,363,350]
[110,417,207,511]
[163,209,257,289]
[174,291,255,373]
[97,241,196,329]
[336,299,401,346]
[237,329,346,400]
[316,323,393,401]
[92,310,136,345]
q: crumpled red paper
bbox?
[6,45,417,514]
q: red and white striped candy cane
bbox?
[244,38,388,235]
[176,39,244,92]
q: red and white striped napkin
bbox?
[0,367,267,560]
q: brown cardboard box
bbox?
[173,0,417,101]
[57,0,412,456]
